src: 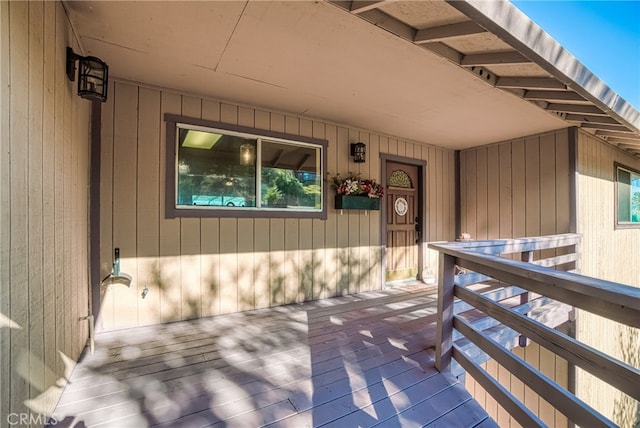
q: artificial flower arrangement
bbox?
[328,172,384,198]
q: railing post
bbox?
[436,252,455,372]
[519,250,533,347]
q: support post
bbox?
[519,250,533,347]
[436,252,455,372]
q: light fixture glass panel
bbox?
[182,130,223,149]
[240,143,255,166]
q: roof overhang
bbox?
[64,0,640,154]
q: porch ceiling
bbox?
[64,0,640,153]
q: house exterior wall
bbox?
[575,129,640,428]
[460,128,640,426]
[0,1,92,423]
[458,128,573,426]
[97,80,456,331]
[459,128,572,241]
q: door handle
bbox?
[415,217,421,243]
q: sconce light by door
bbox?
[66,47,109,102]
[350,142,366,163]
[240,143,255,166]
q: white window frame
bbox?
[615,162,640,229]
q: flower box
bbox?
[334,195,380,211]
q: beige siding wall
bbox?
[459,129,573,426]
[465,343,569,427]
[0,1,92,422]
[575,130,640,427]
[98,81,456,331]
[459,128,572,240]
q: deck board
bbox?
[50,286,496,427]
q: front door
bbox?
[385,161,420,283]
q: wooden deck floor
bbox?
[50,286,496,427]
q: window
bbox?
[616,163,640,228]
[165,114,327,219]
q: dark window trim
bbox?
[614,161,640,230]
[165,114,328,220]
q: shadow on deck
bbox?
[50,286,496,427]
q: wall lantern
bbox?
[240,143,255,166]
[350,142,366,163]
[66,47,109,102]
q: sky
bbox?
[511,0,640,110]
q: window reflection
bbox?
[617,165,640,224]
[176,126,322,212]
[177,128,257,207]
[261,140,321,209]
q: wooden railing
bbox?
[429,233,640,428]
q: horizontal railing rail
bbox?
[429,233,640,428]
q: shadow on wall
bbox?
[613,324,640,428]
[95,247,383,330]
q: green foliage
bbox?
[264,185,283,206]
[632,191,640,222]
[274,170,304,200]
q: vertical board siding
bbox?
[99,81,456,330]
[0,0,92,420]
[459,129,573,426]
[464,342,570,427]
[137,87,161,326]
[460,129,571,240]
[575,130,640,428]
[0,0,10,420]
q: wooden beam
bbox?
[595,130,640,139]
[453,300,571,364]
[531,252,579,268]
[496,77,567,91]
[564,114,620,125]
[455,285,640,402]
[454,271,492,287]
[524,90,588,103]
[270,149,285,168]
[357,8,416,42]
[454,285,528,313]
[453,316,616,427]
[418,42,463,64]
[435,252,455,372]
[414,21,486,43]
[617,142,640,149]
[604,138,640,148]
[439,233,581,255]
[547,103,607,115]
[454,296,568,342]
[349,0,385,14]
[580,123,631,132]
[455,256,640,328]
[519,251,533,347]
[295,153,310,171]
[461,51,530,66]
[496,77,566,90]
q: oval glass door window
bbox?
[394,197,408,216]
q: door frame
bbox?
[380,153,427,286]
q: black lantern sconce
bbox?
[350,142,366,163]
[66,47,109,102]
[239,143,255,166]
